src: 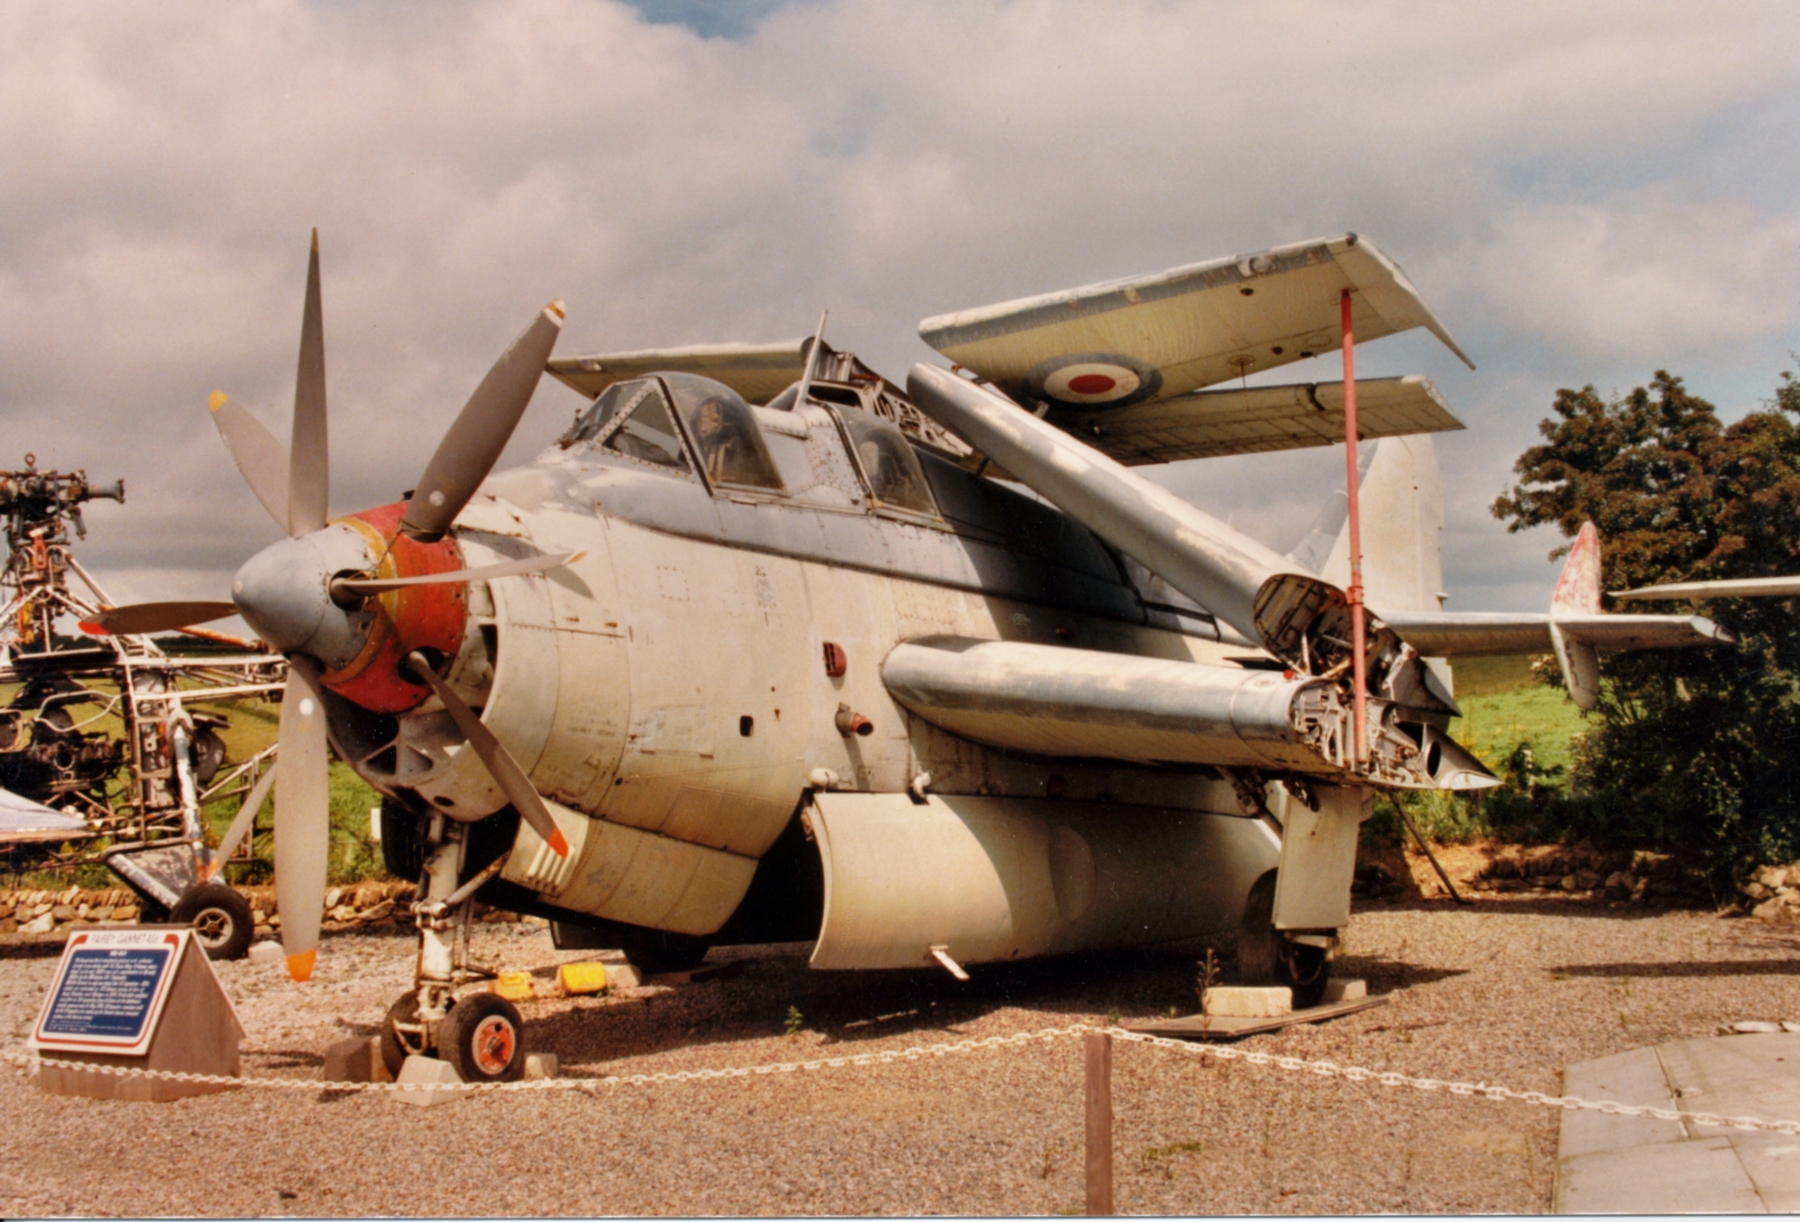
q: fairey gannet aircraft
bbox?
[88,232,1728,1082]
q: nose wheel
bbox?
[376,814,537,1082]
[440,992,526,1082]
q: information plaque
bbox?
[30,929,188,1056]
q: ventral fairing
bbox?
[90,232,1728,1082]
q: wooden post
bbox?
[1085,1031,1113,1216]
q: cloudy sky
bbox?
[2,0,1796,620]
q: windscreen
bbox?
[662,372,783,491]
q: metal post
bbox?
[1085,1031,1113,1216]
[1341,289,1367,766]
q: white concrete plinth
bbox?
[391,1055,470,1106]
[1202,986,1292,1018]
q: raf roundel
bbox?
[1025,352,1163,409]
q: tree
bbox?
[1492,370,1800,877]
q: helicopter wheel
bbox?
[440,992,526,1083]
[169,883,254,961]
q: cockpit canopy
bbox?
[561,371,939,519]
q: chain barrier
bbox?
[9,1023,1800,1135]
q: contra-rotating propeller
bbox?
[82,232,574,982]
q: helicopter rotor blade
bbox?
[405,651,568,859]
[288,230,329,538]
[274,655,330,982]
[79,601,238,637]
[208,393,289,531]
[398,301,564,543]
[330,551,583,598]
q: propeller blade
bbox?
[288,230,329,537]
[209,392,289,530]
[274,656,330,982]
[79,601,238,636]
[331,551,584,597]
[399,301,565,542]
[405,651,568,859]
[204,762,279,882]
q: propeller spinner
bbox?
[83,234,571,982]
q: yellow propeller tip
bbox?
[208,391,228,412]
[286,949,317,982]
[545,301,566,323]
[569,551,587,564]
[548,829,570,860]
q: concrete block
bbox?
[321,1036,382,1083]
[391,1055,469,1106]
[247,940,285,964]
[1203,986,1292,1018]
[524,1052,559,1080]
[600,962,641,989]
[1322,978,1367,1004]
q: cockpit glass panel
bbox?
[602,383,689,470]
[566,380,644,446]
[662,372,784,492]
[838,410,938,516]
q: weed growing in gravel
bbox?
[1196,948,1220,1026]
[783,1005,804,1036]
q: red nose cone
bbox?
[318,501,467,714]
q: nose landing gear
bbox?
[376,812,528,1083]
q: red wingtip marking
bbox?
[549,829,570,859]
[287,949,317,982]
[77,622,110,636]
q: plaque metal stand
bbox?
[29,926,245,1102]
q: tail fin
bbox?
[1294,434,1447,614]
[1549,521,1603,709]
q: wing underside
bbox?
[1376,611,1732,657]
[547,339,808,404]
[1059,375,1462,466]
[919,233,1472,413]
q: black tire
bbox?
[379,798,425,884]
[1237,870,1333,1009]
[379,989,426,1079]
[617,928,710,975]
[440,992,526,1083]
[169,883,254,960]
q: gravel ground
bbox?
[0,896,1796,1217]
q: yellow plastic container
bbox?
[492,970,536,1001]
[559,962,608,996]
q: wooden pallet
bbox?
[1123,993,1389,1040]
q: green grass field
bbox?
[1448,655,1588,778]
[3,677,386,886]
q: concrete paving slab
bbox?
[1557,1032,1800,1213]
[1559,1046,1685,1159]
[1558,1136,1761,1214]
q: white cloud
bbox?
[0,0,1793,617]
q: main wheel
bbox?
[378,989,427,1079]
[169,882,254,960]
[440,992,526,1083]
[617,928,710,975]
[1237,870,1333,1009]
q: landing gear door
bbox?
[1272,784,1370,931]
